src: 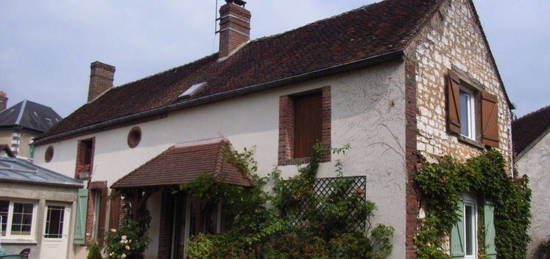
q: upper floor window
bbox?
[446,71,499,148]
[76,138,95,179]
[459,89,477,140]
[293,92,323,159]
[278,87,331,165]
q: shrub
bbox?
[185,144,394,258]
[87,242,103,259]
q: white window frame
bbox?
[463,194,478,259]
[0,199,38,241]
[460,88,477,140]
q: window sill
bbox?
[278,157,330,166]
[457,135,485,150]
[0,239,38,245]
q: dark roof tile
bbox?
[513,105,550,156]
[0,100,62,133]
[41,0,441,141]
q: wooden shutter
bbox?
[481,91,499,147]
[451,199,465,258]
[484,202,497,259]
[447,74,462,135]
[294,92,322,158]
[109,195,122,230]
[74,189,88,245]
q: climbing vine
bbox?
[183,144,394,258]
[414,149,531,259]
[104,192,152,259]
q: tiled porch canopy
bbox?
[111,138,251,189]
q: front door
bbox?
[40,205,71,259]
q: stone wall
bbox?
[406,0,513,165]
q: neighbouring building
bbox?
[32,0,514,258]
[513,105,550,259]
[0,145,83,259]
[0,93,62,158]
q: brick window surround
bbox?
[278,86,331,165]
[86,181,108,246]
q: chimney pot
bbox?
[0,91,8,111]
[218,3,251,58]
[88,61,116,101]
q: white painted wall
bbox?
[35,62,407,258]
[517,132,550,258]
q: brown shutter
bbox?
[109,195,122,230]
[447,73,461,134]
[294,92,322,158]
[481,91,499,147]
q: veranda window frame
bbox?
[0,199,38,241]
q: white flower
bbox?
[125,245,131,250]
[121,235,127,240]
[121,254,127,259]
[110,228,117,233]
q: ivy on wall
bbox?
[414,149,531,259]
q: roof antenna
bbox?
[213,0,219,52]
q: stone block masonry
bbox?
[409,0,512,166]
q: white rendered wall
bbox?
[35,62,407,259]
[517,132,550,258]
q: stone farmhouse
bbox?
[513,106,550,258]
[29,0,513,258]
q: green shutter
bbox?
[451,199,465,258]
[74,189,88,245]
[484,202,497,259]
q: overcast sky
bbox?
[1,0,548,118]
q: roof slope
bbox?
[513,105,550,156]
[0,156,82,188]
[112,138,251,189]
[0,100,62,133]
[40,0,441,141]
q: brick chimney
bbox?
[0,91,7,111]
[218,1,251,58]
[88,61,116,101]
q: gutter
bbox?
[34,50,404,145]
[0,178,83,189]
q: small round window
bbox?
[127,127,142,148]
[45,146,54,162]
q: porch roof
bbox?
[111,138,252,189]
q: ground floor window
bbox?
[451,194,496,259]
[0,199,37,239]
[463,195,477,259]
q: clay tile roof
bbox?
[111,138,252,189]
[512,105,550,156]
[38,0,443,143]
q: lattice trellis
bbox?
[290,176,367,229]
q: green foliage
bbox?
[104,193,151,259]
[414,149,532,259]
[535,237,550,259]
[185,144,394,258]
[87,242,103,259]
